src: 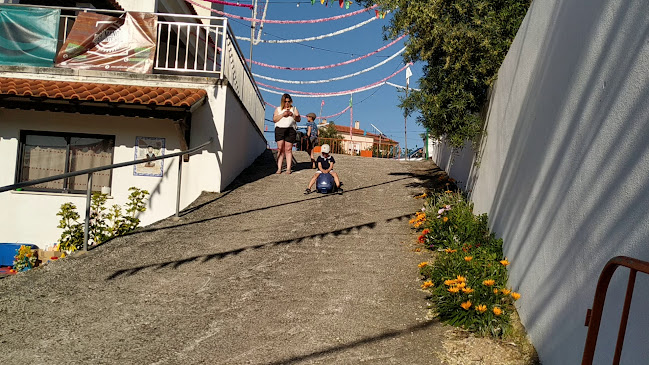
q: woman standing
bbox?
[273,93,300,174]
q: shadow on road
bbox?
[106,213,412,280]
[267,320,440,365]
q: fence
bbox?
[306,137,400,158]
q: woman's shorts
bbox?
[275,127,297,143]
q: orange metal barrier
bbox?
[582,256,649,364]
[314,137,400,158]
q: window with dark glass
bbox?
[17,131,115,193]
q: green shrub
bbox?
[56,187,149,251]
[413,191,521,337]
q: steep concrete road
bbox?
[0,151,447,364]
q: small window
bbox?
[17,131,115,193]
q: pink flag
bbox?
[321,99,325,107]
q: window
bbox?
[17,131,115,193]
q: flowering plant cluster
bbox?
[12,245,37,272]
[412,190,521,337]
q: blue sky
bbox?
[219,0,426,150]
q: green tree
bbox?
[318,121,342,139]
[357,0,530,147]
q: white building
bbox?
[0,0,266,247]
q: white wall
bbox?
[115,0,156,12]
[439,0,649,363]
[0,109,184,246]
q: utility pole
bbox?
[404,66,412,160]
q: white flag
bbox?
[405,66,413,82]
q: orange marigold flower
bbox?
[418,235,425,243]
[476,304,487,313]
[455,282,466,289]
[461,287,474,294]
[493,307,503,316]
[421,280,434,289]
[493,288,499,294]
[456,275,466,283]
[444,248,457,253]
[482,279,495,286]
[511,292,521,300]
[501,289,511,296]
[464,256,473,262]
[500,259,510,266]
[460,301,472,310]
[443,217,449,223]
[418,262,428,268]
[414,247,422,252]
[447,286,460,294]
[444,279,457,286]
[422,229,430,235]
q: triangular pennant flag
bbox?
[345,0,350,9]
[349,94,353,107]
[311,0,315,4]
[339,0,343,7]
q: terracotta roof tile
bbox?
[0,78,207,108]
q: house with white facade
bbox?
[0,0,266,247]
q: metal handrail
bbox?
[582,256,649,364]
[0,139,212,251]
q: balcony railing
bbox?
[4,4,265,129]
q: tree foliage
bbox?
[357,0,531,147]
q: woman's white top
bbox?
[275,106,298,129]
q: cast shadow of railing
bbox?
[266,320,439,365]
[106,213,411,280]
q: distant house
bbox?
[331,121,398,157]
[0,0,265,246]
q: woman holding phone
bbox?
[273,93,300,174]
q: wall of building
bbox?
[0,109,184,247]
[432,0,649,363]
[114,0,156,12]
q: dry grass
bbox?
[433,309,541,365]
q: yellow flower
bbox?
[455,282,466,289]
[444,279,457,286]
[511,292,521,300]
[444,248,457,253]
[482,279,495,286]
[493,307,502,316]
[445,190,453,193]
[460,301,472,310]
[501,288,511,296]
[456,275,466,283]
[418,262,428,268]
[500,259,510,266]
[476,304,487,313]
[443,217,449,223]
[493,288,499,294]
[464,256,473,262]
[447,286,460,294]
[414,193,427,199]
[461,287,474,294]
[421,280,434,289]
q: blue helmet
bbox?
[316,172,335,193]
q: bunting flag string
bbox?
[257,63,412,97]
[265,101,351,120]
[248,33,406,70]
[384,81,420,91]
[253,47,405,84]
[187,0,378,24]
[202,0,253,9]
[236,16,377,43]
